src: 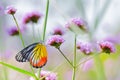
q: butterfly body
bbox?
[15,42,48,68]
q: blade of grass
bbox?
[94,0,112,29]
[75,0,86,18]
[42,0,49,41]
[94,55,106,80]
[0,62,38,80]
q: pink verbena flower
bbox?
[65,18,88,32]
[51,26,65,35]
[77,42,93,55]
[5,5,17,15]
[30,70,57,80]
[7,26,24,36]
[46,35,65,48]
[22,11,42,24]
[7,26,19,36]
[98,41,116,54]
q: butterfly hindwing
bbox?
[29,43,47,68]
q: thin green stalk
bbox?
[42,0,49,41]
[12,14,25,47]
[38,68,41,80]
[12,14,38,80]
[29,63,35,75]
[76,0,86,19]
[94,0,111,30]
[72,34,77,80]
[57,48,73,67]
[32,23,36,41]
[94,55,106,80]
[29,56,38,80]
[38,0,49,79]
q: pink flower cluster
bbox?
[7,26,19,36]
[98,41,116,54]
[22,11,42,24]
[77,42,93,55]
[5,6,17,15]
[46,35,65,48]
[51,27,65,36]
[30,70,57,80]
[65,18,88,32]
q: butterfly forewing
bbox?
[15,43,39,62]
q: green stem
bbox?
[42,0,49,41]
[12,15,25,47]
[12,15,38,80]
[76,0,86,19]
[94,0,111,30]
[31,23,36,41]
[72,34,77,80]
[57,48,73,67]
[29,63,35,75]
[38,0,49,80]
[94,55,106,80]
[38,68,41,80]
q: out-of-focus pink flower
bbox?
[98,41,116,54]
[46,35,65,48]
[51,26,65,35]
[22,11,42,24]
[30,70,57,80]
[104,35,120,44]
[0,5,4,15]
[5,5,17,15]
[65,18,88,32]
[77,42,93,55]
[7,26,24,36]
[80,59,94,72]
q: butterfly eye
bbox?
[15,42,48,68]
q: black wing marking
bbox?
[15,42,39,62]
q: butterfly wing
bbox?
[15,42,48,68]
[15,43,39,62]
[29,43,48,68]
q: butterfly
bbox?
[15,42,48,68]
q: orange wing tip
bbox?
[30,57,47,68]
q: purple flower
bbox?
[22,11,42,24]
[80,59,94,72]
[51,26,65,35]
[46,35,65,48]
[65,18,88,32]
[30,70,57,80]
[7,26,24,36]
[5,5,17,15]
[98,41,116,54]
[77,42,93,55]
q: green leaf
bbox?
[0,62,37,80]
